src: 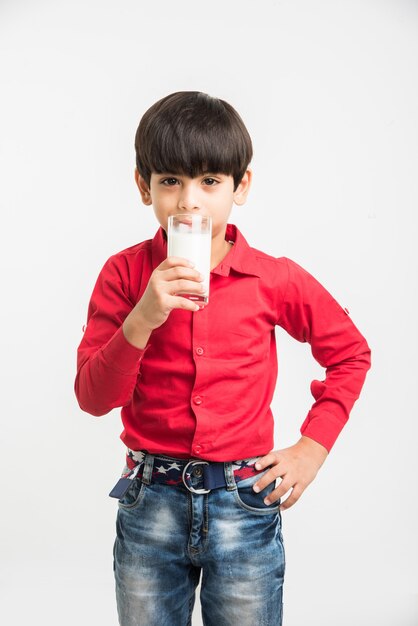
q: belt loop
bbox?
[141,453,154,485]
[224,462,237,491]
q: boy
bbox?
[75,91,371,626]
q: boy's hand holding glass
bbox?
[122,257,205,349]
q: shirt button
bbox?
[193,396,202,405]
[196,347,204,356]
[194,445,202,454]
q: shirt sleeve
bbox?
[277,258,371,452]
[74,255,147,416]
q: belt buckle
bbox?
[182,460,211,494]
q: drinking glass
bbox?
[167,214,212,307]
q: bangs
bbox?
[145,117,248,179]
[135,92,252,190]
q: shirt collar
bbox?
[151,223,261,278]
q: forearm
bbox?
[300,346,371,451]
[75,326,147,416]
[122,308,153,350]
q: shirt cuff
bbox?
[300,410,346,453]
[100,325,148,375]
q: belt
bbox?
[109,449,266,498]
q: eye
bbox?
[161,177,179,186]
[203,177,218,186]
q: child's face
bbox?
[135,169,252,242]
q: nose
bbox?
[178,182,200,211]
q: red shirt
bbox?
[75,224,371,461]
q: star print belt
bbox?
[109,448,266,499]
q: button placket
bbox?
[191,294,209,459]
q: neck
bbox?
[210,237,232,270]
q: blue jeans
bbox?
[113,453,285,625]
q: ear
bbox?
[134,168,153,206]
[233,168,252,206]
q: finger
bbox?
[162,266,204,283]
[255,451,281,471]
[166,279,206,296]
[264,480,293,504]
[253,465,283,493]
[171,295,201,312]
[263,486,284,505]
[160,256,196,270]
[279,485,304,511]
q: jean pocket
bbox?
[118,478,147,510]
[233,475,280,515]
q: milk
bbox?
[167,217,212,305]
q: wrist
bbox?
[299,436,329,465]
[122,310,153,350]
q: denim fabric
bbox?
[113,455,285,626]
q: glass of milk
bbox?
[167,214,212,307]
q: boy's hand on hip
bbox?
[123,257,205,349]
[253,436,328,511]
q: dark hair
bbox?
[135,91,253,192]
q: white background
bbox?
[1,0,417,624]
